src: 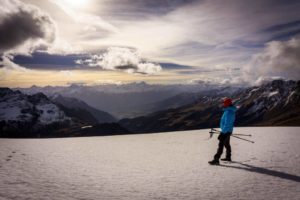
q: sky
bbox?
[0,0,300,87]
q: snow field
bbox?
[0,127,299,200]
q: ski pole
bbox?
[209,131,252,137]
[211,128,252,137]
[231,135,255,143]
[231,133,252,137]
[210,128,255,143]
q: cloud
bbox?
[60,70,73,77]
[88,0,300,69]
[0,55,28,71]
[50,0,118,34]
[0,0,57,76]
[253,76,283,86]
[19,0,300,68]
[92,0,199,21]
[0,0,56,55]
[93,79,123,85]
[244,37,300,81]
[77,47,162,75]
[2,0,300,86]
[0,55,30,81]
[188,76,248,87]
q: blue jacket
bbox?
[220,105,237,134]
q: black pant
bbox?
[214,133,231,160]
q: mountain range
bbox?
[119,80,300,133]
[16,81,242,118]
[1,79,299,137]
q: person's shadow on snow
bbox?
[219,161,300,183]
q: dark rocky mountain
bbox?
[119,80,300,134]
[119,96,222,133]
[0,88,71,137]
[0,88,129,138]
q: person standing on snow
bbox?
[209,98,237,165]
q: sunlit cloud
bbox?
[51,0,118,33]
[0,56,28,72]
[77,47,162,75]
[244,36,300,81]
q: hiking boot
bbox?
[208,160,220,165]
[221,158,232,162]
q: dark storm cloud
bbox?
[12,53,196,71]
[12,53,88,70]
[0,0,56,53]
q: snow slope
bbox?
[0,127,299,200]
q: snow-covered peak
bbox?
[233,79,299,121]
[0,88,70,125]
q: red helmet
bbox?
[223,97,233,108]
